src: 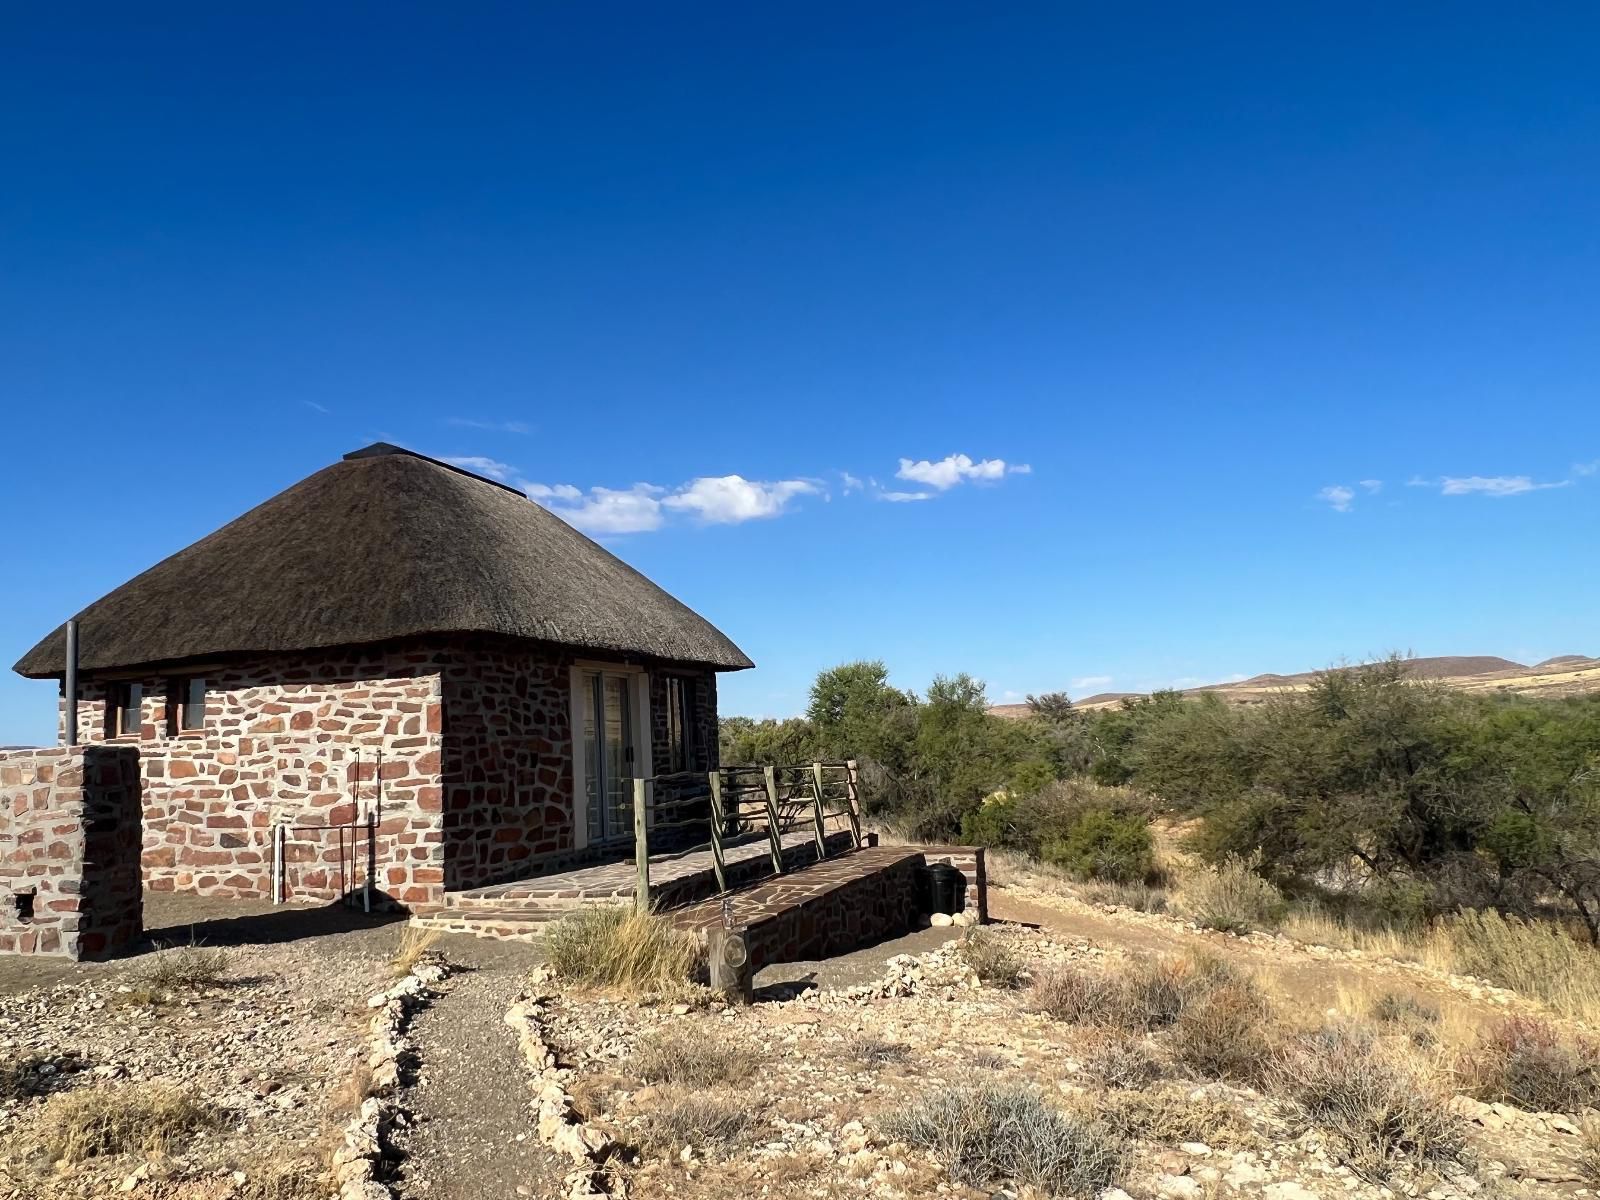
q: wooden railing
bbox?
[629,760,863,912]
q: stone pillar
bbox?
[0,745,143,960]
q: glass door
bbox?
[582,670,637,844]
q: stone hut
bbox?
[12,444,752,907]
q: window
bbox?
[109,683,143,739]
[664,676,699,773]
[167,677,206,734]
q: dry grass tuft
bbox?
[1080,880,1171,913]
[136,940,231,992]
[632,1031,759,1087]
[234,1160,331,1200]
[36,1084,219,1163]
[1438,910,1600,1026]
[544,906,701,997]
[1460,1015,1600,1113]
[881,1083,1127,1196]
[842,1036,910,1067]
[632,1086,753,1152]
[1579,1115,1600,1186]
[1176,858,1286,934]
[1085,1088,1258,1147]
[388,925,441,978]
[1272,1026,1467,1181]
[956,928,1024,989]
[330,1060,375,1114]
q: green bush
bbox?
[1178,857,1287,934]
[960,794,1018,847]
[1041,808,1155,883]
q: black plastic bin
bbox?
[922,862,966,915]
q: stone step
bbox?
[439,890,599,911]
[409,907,564,944]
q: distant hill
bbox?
[989,654,1600,718]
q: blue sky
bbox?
[4,4,1599,743]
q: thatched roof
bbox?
[14,444,754,678]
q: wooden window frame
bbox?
[108,682,143,740]
[166,677,207,736]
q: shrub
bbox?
[0,1054,52,1100]
[1169,981,1277,1082]
[544,906,700,996]
[633,1031,758,1087]
[1273,1026,1467,1181]
[136,940,230,992]
[882,1083,1127,1195]
[957,928,1024,989]
[633,1087,752,1151]
[1077,1030,1164,1090]
[37,1085,218,1163]
[388,925,441,978]
[1368,991,1442,1047]
[1178,857,1286,934]
[1461,1016,1600,1113]
[1041,808,1155,884]
[960,793,1018,847]
[1029,965,1124,1025]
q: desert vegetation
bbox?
[724,655,1600,1000]
[544,905,702,996]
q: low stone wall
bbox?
[743,850,926,965]
[0,746,143,959]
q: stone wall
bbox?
[65,647,447,906]
[439,641,575,890]
[60,637,728,905]
[0,746,142,959]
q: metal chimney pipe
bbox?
[63,619,79,747]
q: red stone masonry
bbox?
[0,745,142,959]
[64,645,447,906]
[59,636,726,907]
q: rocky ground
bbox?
[0,885,1596,1199]
[537,924,1596,1200]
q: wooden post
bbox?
[633,777,651,913]
[809,761,829,860]
[708,770,727,892]
[844,759,864,848]
[762,765,785,875]
[708,925,753,1004]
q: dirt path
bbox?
[987,886,1532,1031]
[393,937,565,1200]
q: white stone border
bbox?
[504,967,619,1200]
[332,956,451,1200]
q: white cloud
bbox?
[840,471,864,493]
[526,482,666,535]
[878,490,935,503]
[895,453,1028,491]
[1572,460,1599,477]
[1439,475,1568,497]
[301,400,330,415]
[662,476,821,524]
[1318,485,1356,513]
[443,455,516,482]
[1359,479,1383,494]
[1072,675,1113,690]
[448,417,533,435]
